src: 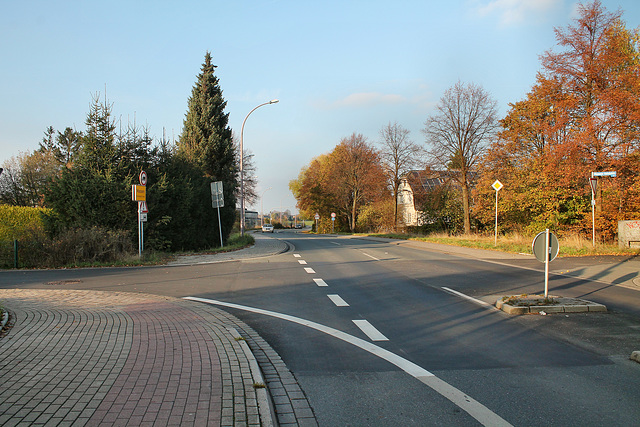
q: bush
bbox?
[1,226,134,269]
[0,205,49,242]
[45,227,134,267]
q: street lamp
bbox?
[260,187,272,227]
[240,99,279,236]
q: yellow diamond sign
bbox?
[492,180,503,192]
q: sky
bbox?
[1,0,639,216]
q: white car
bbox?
[261,223,274,233]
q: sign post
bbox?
[331,212,336,233]
[132,171,148,257]
[314,213,320,233]
[590,177,597,247]
[491,180,503,246]
[211,181,224,248]
[590,171,616,247]
[532,229,559,298]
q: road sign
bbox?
[315,213,320,220]
[532,230,559,263]
[592,171,616,177]
[211,181,224,208]
[139,213,147,222]
[589,177,597,195]
[139,201,148,214]
[331,212,336,218]
[132,185,146,201]
[492,180,503,192]
[139,170,147,186]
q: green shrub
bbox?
[0,205,49,242]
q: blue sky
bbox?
[1,0,639,215]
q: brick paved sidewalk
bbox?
[0,289,314,426]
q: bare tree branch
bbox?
[423,81,498,233]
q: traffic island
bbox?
[496,294,607,315]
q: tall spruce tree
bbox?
[178,52,238,244]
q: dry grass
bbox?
[370,231,638,257]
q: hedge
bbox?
[0,205,49,242]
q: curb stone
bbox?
[496,295,607,315]
[228,327,277,427]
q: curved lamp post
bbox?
[240,99,279,236]
[260,187,272,227]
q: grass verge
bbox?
[366,232,640,257]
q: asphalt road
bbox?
[1,232,639,426]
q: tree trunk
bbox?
[393,181,399,232]
[462,181,471,234]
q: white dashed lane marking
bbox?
[313,278,328,287]
[352,319,388,341]
[327,294,349,307]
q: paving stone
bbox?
[0,235,316,427]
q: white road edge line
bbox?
[441,287,497,309]
[304,267,316,274]
[184,297,512,427]
[352,319,387,341]
[313,278,328,287]
[361,252,380,261]
[327,294,349,307]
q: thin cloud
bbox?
[473,0,561,25]
[334,92,406,108]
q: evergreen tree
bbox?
[79,93,118,173]
[177,51,237,244]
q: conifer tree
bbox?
[178,52,237,243]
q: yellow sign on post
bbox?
[132,185,146,202]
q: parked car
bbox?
[261,223,274,233]
[295,224,303,229]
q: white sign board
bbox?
[211,181,224,208]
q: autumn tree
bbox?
[0,151,58,207]
[328,134,388,231]
[290,154,337,226]
[290,134,388,232]
[477,0,640,239]
[424,81,498,234]
[378,122,423,231]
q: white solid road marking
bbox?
[441,287,496,309]
[298,260,308,265]
[352,319,388,341]
[330,242,341,245]
[313,278,328,287]
[361,252,380,261]
[304,267,316,274]
[184,297,512,427]
[294,254,301,258]
[327,294,349,307]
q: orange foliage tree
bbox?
[290,133,388,232]
[475,0,640,241]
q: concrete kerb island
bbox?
[495,294,607,315]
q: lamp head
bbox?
[270,99,279,104]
